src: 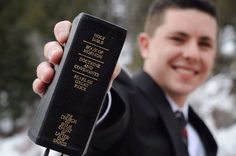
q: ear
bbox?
[138,32,150,59]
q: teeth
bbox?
[176,67,195,75]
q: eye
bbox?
[199,41,212,49]
[170,36,185,44]
[198,37,214,50]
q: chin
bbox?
[172,84,198,95]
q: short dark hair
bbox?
[144,0,218,36]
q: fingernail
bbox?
[57,27,69,40]
[58,30,66,39]
[49,49,59,60]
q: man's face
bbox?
[138,8,218,105]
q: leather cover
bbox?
[28,13,127,156]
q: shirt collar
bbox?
[166,96,189,120]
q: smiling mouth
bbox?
[172,65,198,78]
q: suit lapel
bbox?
[132,71,189,156]
[189,108,217,156]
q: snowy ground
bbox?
[0,130,63,156]
[189,74,236,156]
[1,73,236,156]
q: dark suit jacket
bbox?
[88,70,217,156]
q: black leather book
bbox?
[28,13,127,156]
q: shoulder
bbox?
[113,69,134,89]
[112,69,136,100]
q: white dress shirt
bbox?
[166,96,206,156]
[96,91,206,156]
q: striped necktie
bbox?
[175,111,188,148]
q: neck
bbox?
[166,93,187,108]
[142,69,188,107]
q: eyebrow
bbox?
[172,32,188,38]
[171,31,215,43]
[200,36,214,43]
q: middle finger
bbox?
[44,41,63,64]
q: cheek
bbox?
[201,53,215,76]
[149,42,181,67]
[165,49,182,65]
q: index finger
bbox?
[54,20,72,45]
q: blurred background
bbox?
[0,0,236,155]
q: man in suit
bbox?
[33,0,218,155]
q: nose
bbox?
[182,41,201,62]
